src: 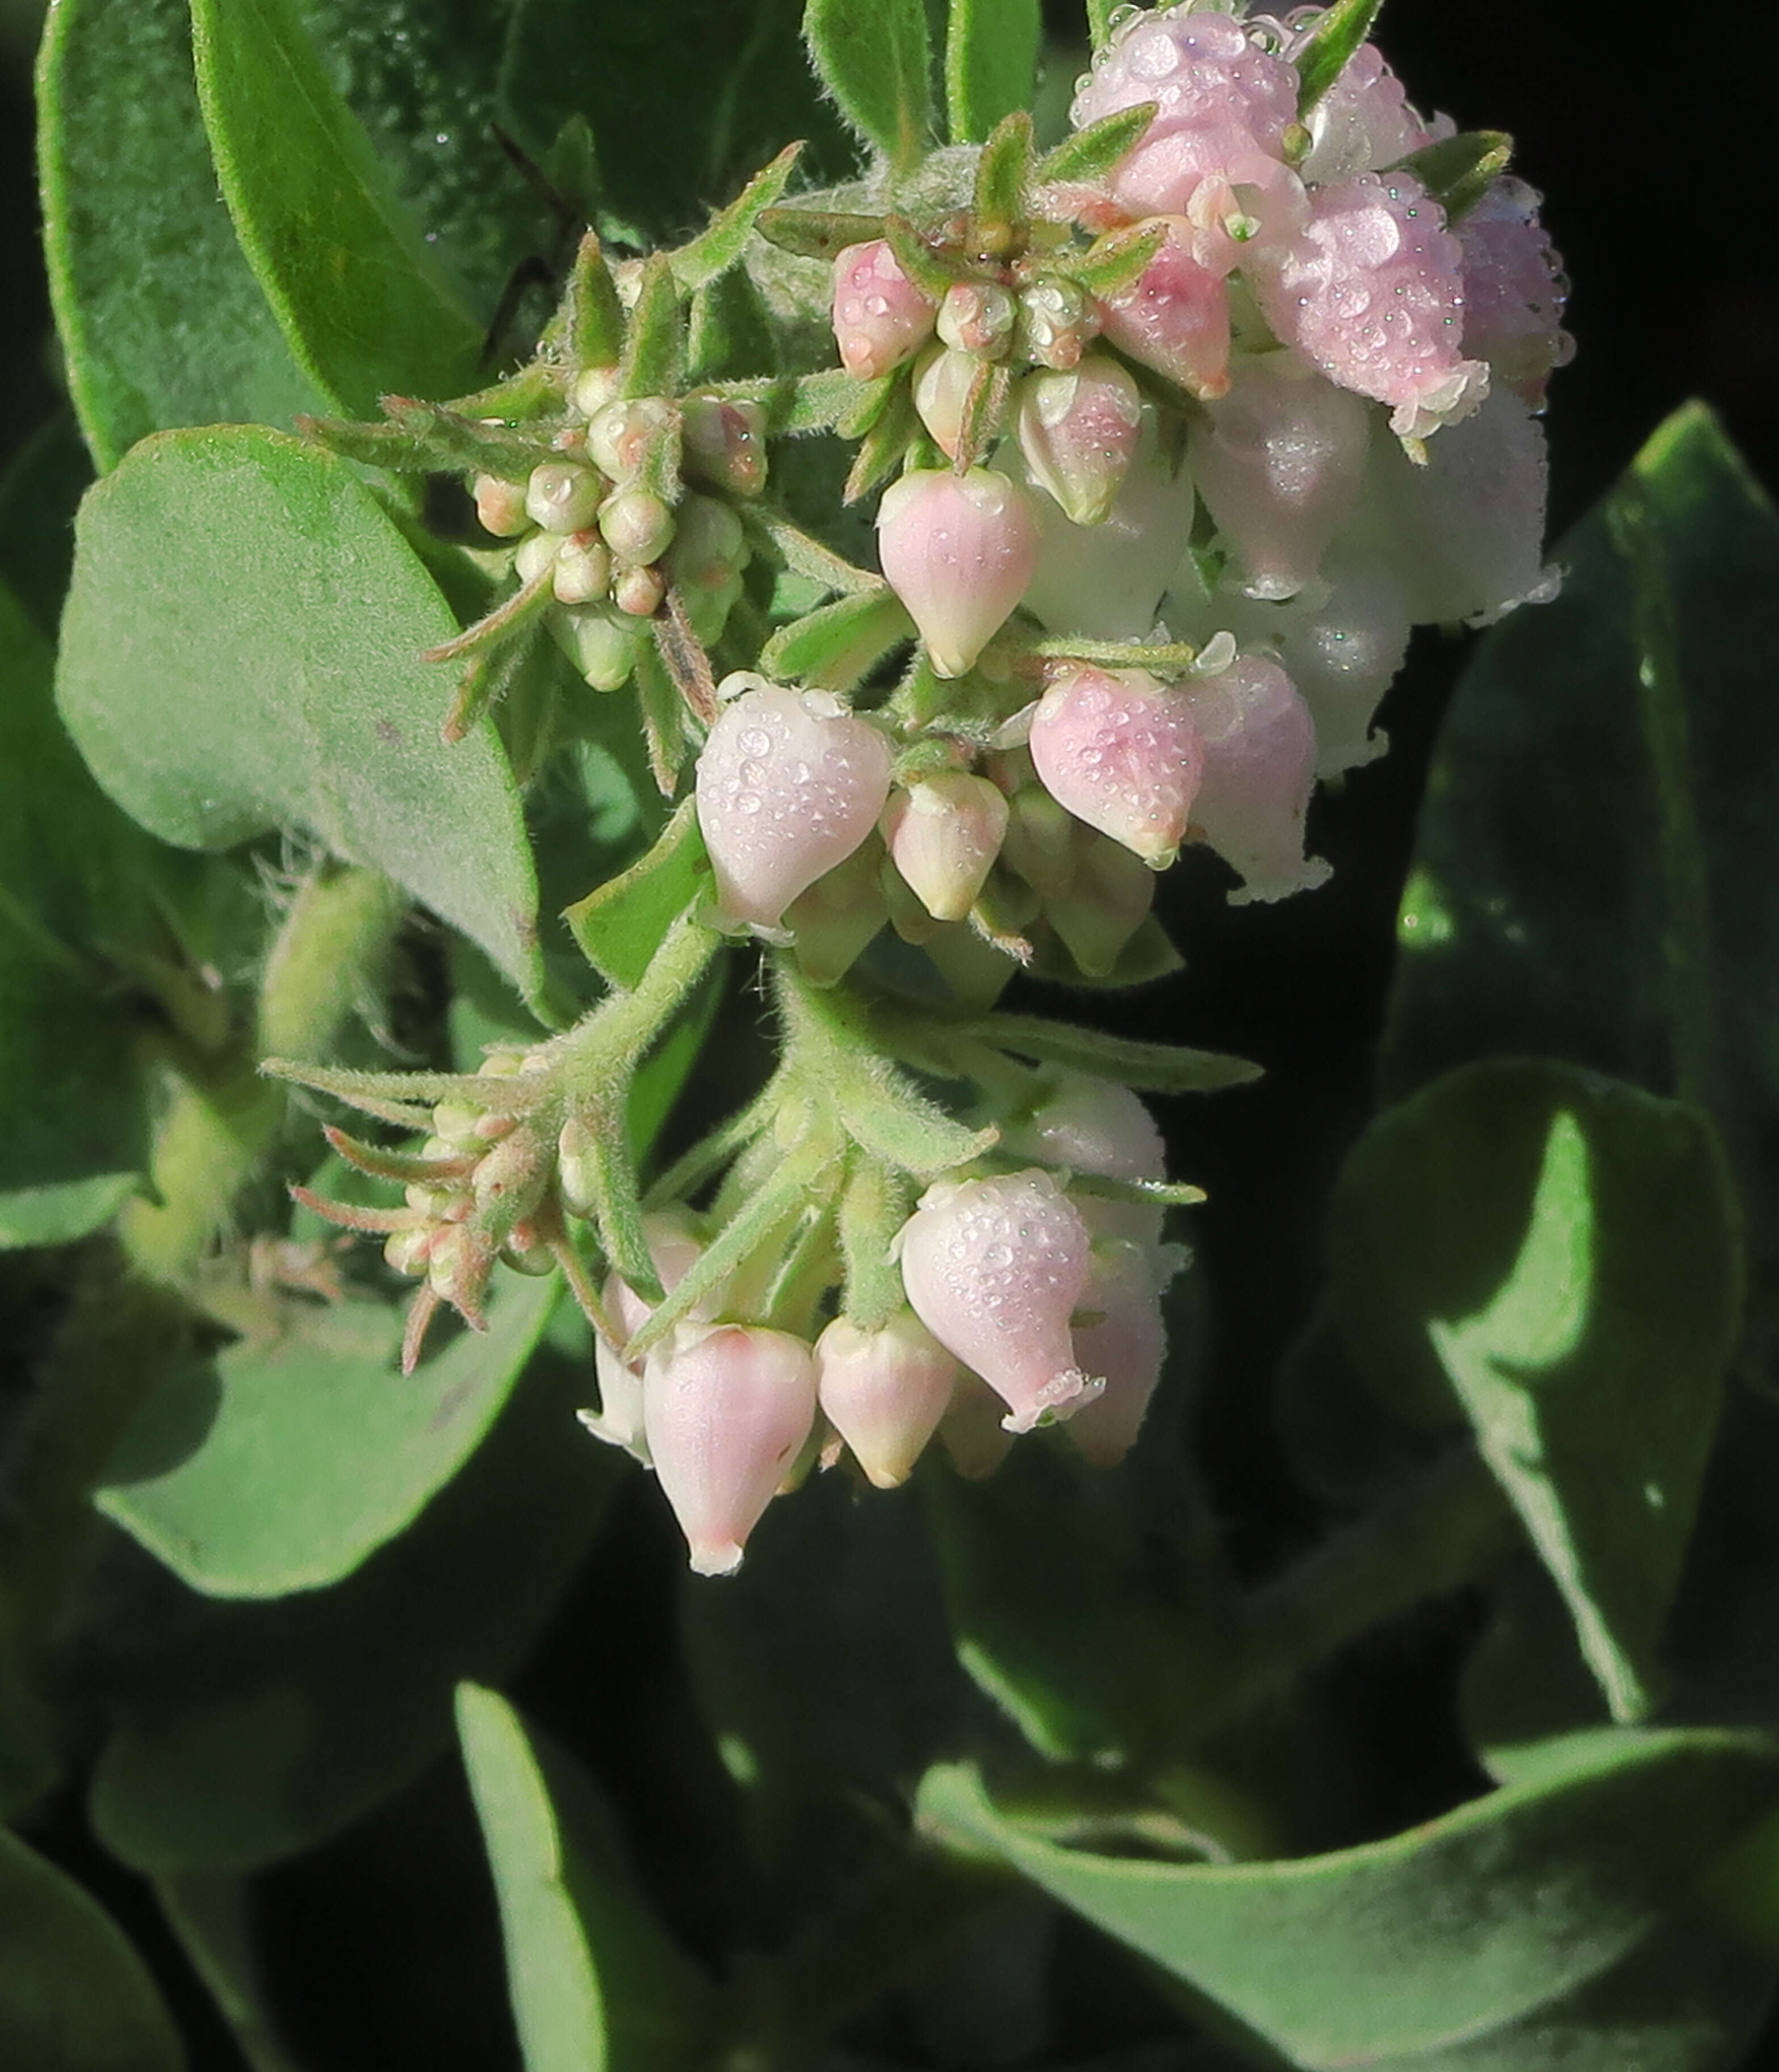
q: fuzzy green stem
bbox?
[120,867,406,1290]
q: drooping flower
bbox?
[876,468,1040,677]
[1029,666,1204,869]
[815,1311,961,1488]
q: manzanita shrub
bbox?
[6,0,1779,2063]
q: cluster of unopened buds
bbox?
[284,2,1565,1575]
[471,377,764,695]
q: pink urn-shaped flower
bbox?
[696,682,893,932]
[1180,655,1330,904]
[1029,666,1204,869]
[832,240,939,379]
[1254,173,1490,441]
[1094,218,1231,401]
[1016,356,1146,528]
[881,771,1009,922]
[643,1322,819,1575]
[1066,1241,1169,1468]
[876,468,1040,678]
[815,1311,961,1488]
[899,1169,1097,1433]
[1457,177,1572,407]
[1187,352,1371,602]
[584,1208,709,1462]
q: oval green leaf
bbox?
[97,1273,558,1597]
[922,1731,1779,2069]
[457,1684,714,2072]
[1326,1058,1741,1723]
[803,0,934,172]
[944,0,1040,145]
[0,1828,185,2071]
[56,425,545,999]
[91,1346,617,1873]
[190,0,483,415]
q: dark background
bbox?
[1,2,1774,2066]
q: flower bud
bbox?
[681,393,769,498]
[1029,666,1203,869]
[876,468,1039,678]
[1094,218,1230,400]
[697,683,893,930]
[644,1323,819,1575]
[547,601,641,690]
[999,775,1078,899]
[551,534,613,605]
[1180,655,1330,904]
[613,563,667,618]
[474,474,530,538]
[937,280,1016,358]
[526,462,603,535]
[667,494,748,645]
[1016,276,1097,371]
[514,530,560,585]
[881,772,1009,922]
[911,343,980,463]
[384,1227,432,1277]
[1003,1073,1167,1247]
[583,1206,709,1460]
[471,1129,549,1242]
[832,240,940,379]
[815,1311,961,1488]
[1187,354,1370,602]
[899,1170,1097,1433]
[599,488,675,567]
[1016,358,1145,529]
[572,364,621,419]
[586,396,675,482]
[1066,1240,1167,1468]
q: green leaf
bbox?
[921,1730,1779,2067]
[1388,129,1513,222]
[155,1874,303,2072]
[1292,0,1385,118]
[921,1434,1227,1765]
[499,0,850,248]
[0,1828,185,2071]
[1380,408,1779,1366]
[1326,1059,1741,1722]
[945,0,1040,146]
[681,1468,971,1873]
[671,142,806,291]
[190,0,483,417]
[0,414,91,632]
[1036,103,1158,190]
[90,1343,617,1872]
[760,585,912,689]
[36,0,319,471]
[56,426,545,1001]
[969,1013,1261,1094]
[0,578,150,1244]
[457,1685,714,2072]
[566,800,712,992]
[803,0,934,173]
[97,1274,558,1597]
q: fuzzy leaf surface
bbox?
[190,0,483,415]
[458,1685,714,2072]
[0,580,149,1244]
[0,1829,185,2071]
[1328,1058,1739,1722]
[922,1733,1779,2067]
[1382,406,1779,1321]
[565,800,713,993]
[90,1345,616,1873]
[56,426,545,1000]
[803,0,934,171]
[36,0,318,470]
[97,1276,558,1598]
[944,0,1040,145]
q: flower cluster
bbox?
[584,1073,1183,1575]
